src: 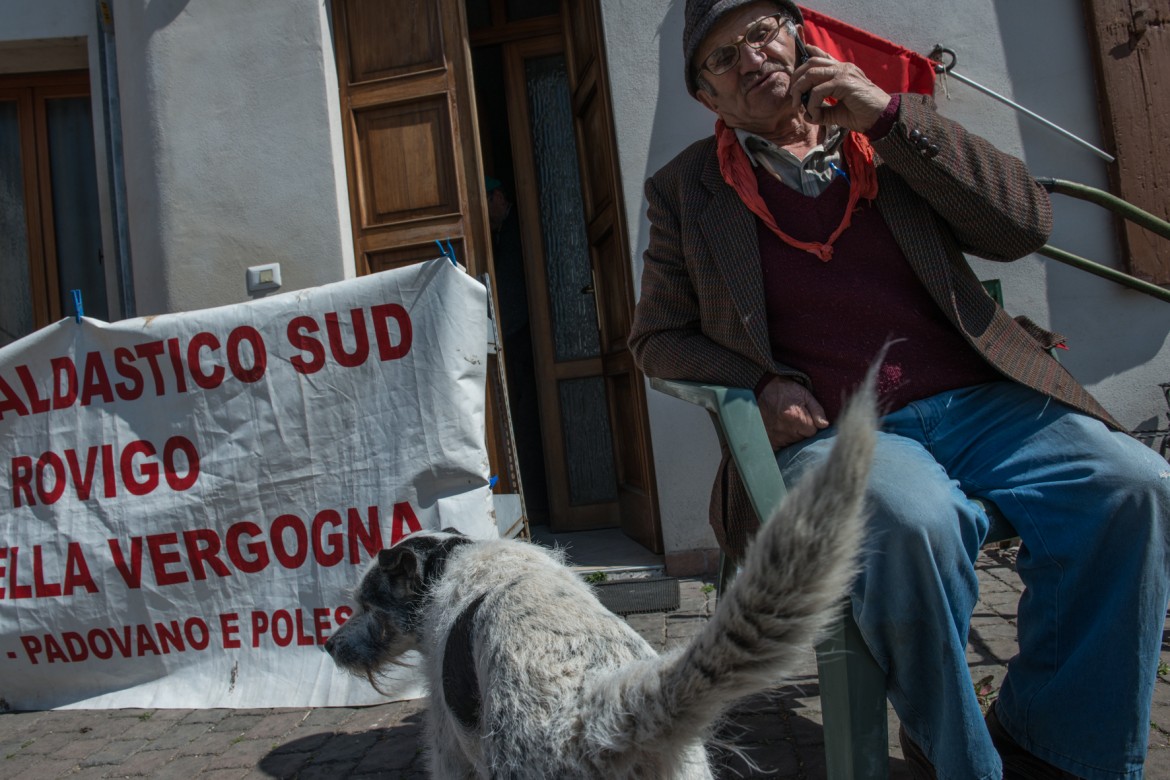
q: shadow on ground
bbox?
[713,688,912,779]
[258,709,426,778]
[255,691,912,779]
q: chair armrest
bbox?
[648,378,789,527]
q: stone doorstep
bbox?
[572,564,667,581]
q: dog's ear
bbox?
[378,546,419,582]
[440,527,467,537]
[422,534,473,585]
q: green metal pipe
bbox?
[1037,178,1170,241]
[1037,244,1170,304]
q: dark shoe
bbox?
[899,725,938,780]
[986,703,1081,779]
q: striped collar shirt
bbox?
[734,125,848,197]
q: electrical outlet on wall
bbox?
[246,263,282,294]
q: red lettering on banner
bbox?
[63,632,89,661]
[250,606,351,647]
[0,374,30,419]
[32,546,61,598]
[0,543,97,600]
[188,332,225,389]
[109,537,145,588]
[35,452,66,505]
[288,305,412,375]
[80,351,115,406]
[349,506,383,561]
[312,509,344,567]
[372,303,412,360]
[251,610,268,647]
[104,505,388,588]
[226,521,269,574]
[184,528,232,580]
[50,357,78,408]
[122,440,159,496]
[287,316,326,374]
[65,447,98,500]
[10,458,32,507]
[63,543,97,594]
[0,356,75,420]
[15,365,49,414]
[134,341,168,394]
[148,533,188,586]
[18,618,211,664]
[313,608,331,644]
[271,514,308,569]
[1,547,32,598]
[165,337,188,393]
[155,620,184,653]
[113,346,143,400]
[45,634,68,663]
[10,436,201,508]
[227,326,266,383]
[390,502,423,546]
[137,624,162,656]
[220,612,241,649]
[326,310,370,368]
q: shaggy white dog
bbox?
[326,380,876,779]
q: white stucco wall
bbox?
[1,0,354,316]
[109,0,354,315]
[601,0,1170,556]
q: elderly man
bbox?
[628,1,1170,778]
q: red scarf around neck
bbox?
[715,118,878,261]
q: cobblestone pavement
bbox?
[4,548,1170,779]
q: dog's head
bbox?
[324,528,472,690]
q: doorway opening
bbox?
[467,1,636,541]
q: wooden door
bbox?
[562,0,661,552]
[332,0,521,501]
[499,14,660,549]
[333,0,491,277]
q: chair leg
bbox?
[816,610,890,780]
[716,550,737,597]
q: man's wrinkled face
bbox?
[694,1,802,133]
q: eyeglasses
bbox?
[699,14,793,77]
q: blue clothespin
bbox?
[71,289,84,323]
[435,238,457,267]
[828,161,851,184]
[489,475,499,489]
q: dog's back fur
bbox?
[326,380,877,779]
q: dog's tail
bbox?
[583,369,877,761]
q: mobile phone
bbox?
[793,32,811,109]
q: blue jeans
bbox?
[775,382,1170,779]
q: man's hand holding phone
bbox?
[790,39,891,133]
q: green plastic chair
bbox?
[649,377,1017,780]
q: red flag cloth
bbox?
[800,8,936,96]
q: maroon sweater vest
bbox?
[755,166,999,421]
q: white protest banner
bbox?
[0,258,494,709]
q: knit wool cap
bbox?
[683,0,803,95]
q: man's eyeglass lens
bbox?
[703,15,785,75]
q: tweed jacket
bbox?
[628,93,1120,559]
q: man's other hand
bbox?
[758,375,830,449]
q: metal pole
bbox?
[1037,244,1170,305]
[96,0,136,318]
[942,69,1115,164]
[1037,178,1170,242]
